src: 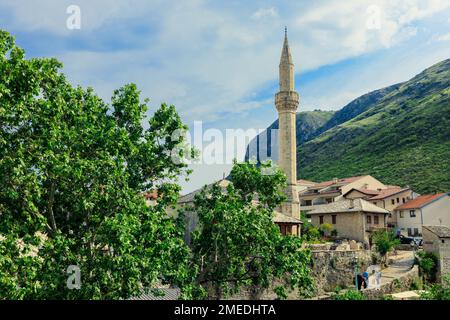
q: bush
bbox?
[415,251,438,282]
[420,275,450,300]
[332,289,366,300]
[331,229,338,237]
[319,223,334,237]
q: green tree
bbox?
[0,30,194,299]
[415,251,438,283]
[182,161,314,299]
[371,229,400,267]
[420,275,450,300]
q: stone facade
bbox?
[423,225,450,283]
[310,248,372,294]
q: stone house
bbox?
[394,193,450,237]
[308,198,390,246]
[422,225,450,283]
[343,187,417,227]
[299,175,389,211]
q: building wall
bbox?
[422,195,450,227]
[311,212,366,244]
[423,228,450,283]
[340,176,385,198]
[395,208,423,236]
[396,195,450,236]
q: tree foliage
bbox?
[420,275,450,300]
[371,230,400,267]
[0,30,193,299]
[181,161,314,299]
[415,251,438,283]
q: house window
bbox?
[305,200,312,206]
[374,216,379,225]
[373,202,377,205]
[326,198,333,203]
[407,228,413,236]
[442,240,445,244]
[413,228,419,236]
[410,210,416,217]
[396,197,400,203]
[400,211,404,218]
[332,215,337,224]
[402,198,406,203]
[391,199,395,205]
[319,216,324,224]
[388,213,392,218]
[366,215,372,224]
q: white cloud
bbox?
[2,0,449,192]
[251,7,278,20]
[437,32,450,41]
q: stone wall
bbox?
[361,266,419,299]
[310,249,372,294]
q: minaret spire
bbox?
[279,27,294,91]
[275,27,300,220]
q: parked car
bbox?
[397,235,422,246]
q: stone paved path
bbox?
[380,250,415,285]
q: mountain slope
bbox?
[245,110,334,162]
[298,58,450,194]
[311,84,401,139]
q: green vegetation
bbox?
[332,289,366,300]
[298,59,450,194]
[415,251,438,282]
[420,275,450,300]
[300,211,322,242]
[183,161,314,299]
[319,223,334,237]
[371,230,400,267]
[0,30,195,299]
[246,110,334,161]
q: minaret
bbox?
[275,28,300,218]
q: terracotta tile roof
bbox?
[351,188,381,196]
[308,198,390,215]
[143,190,158,200]
[311,175,366,189]
[395,193,447,210]
[368,187,409,200]
[297,179,317,185]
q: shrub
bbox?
[415,251,438,282]
[420,275,450,300]
[332,289,366,300]
[319,223,334,237]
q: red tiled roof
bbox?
[368,187,409,200]
[297,179,317,185]
[311,175,366,189]
[352,188,380,196]
[395,193,447,210]
[143,190,158,200]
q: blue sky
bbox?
[1,0,450,192]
